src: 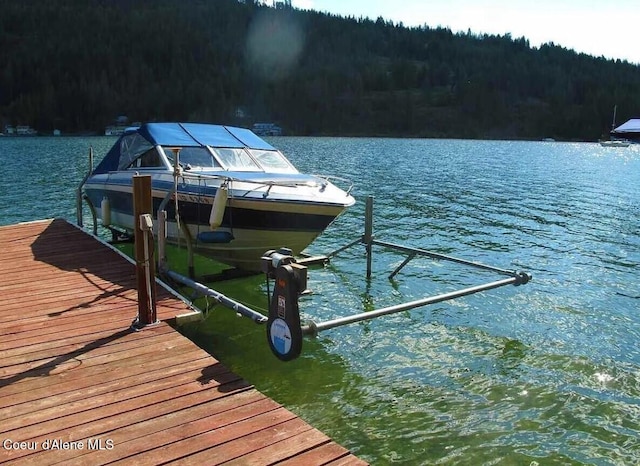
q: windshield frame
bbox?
[155,144,299,174]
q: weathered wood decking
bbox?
[0,219,366,465]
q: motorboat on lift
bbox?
[82,122,355,270]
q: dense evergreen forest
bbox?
[2,0,640,140]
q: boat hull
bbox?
[84,175,351,270]
[599,140,630,147]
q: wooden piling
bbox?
[133,175,157,326]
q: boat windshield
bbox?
[163,147,221,169]
[210,147,261,171]
[248,149,297,173]
[161,145,296,173]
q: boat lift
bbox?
[259,196,531,361]
[155,191,531,361]
[77,147,531,362]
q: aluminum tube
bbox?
[306,276,518,334]
[166,270,267,324]
[372,239,517,277]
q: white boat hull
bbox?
[85,174,352,270]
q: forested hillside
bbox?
[2,0,640,140]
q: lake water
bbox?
[1,136,639,465]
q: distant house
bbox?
[105,115,131,136]
[252,123,282,136]
[16,125,37,136]
[1,124,37,135]
[104,125,126,136]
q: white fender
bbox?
[101,197,111,227]
[209,185,228,229]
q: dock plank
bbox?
[28,394,278,465]
[0,219,366,465]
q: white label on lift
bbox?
[270,318,292,355]
[277,295,286,319]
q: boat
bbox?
[599,139,630,147]
[605,105,637,145]
[82,122,355,270]
[611,118,640,143]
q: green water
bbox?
[2,136,640,464]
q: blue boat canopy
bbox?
[93,123,277,174]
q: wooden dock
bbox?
[0,219,366,465]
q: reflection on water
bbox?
[2,137,640,464]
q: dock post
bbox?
[364,196,374,279]
[179,219,196,279]
[133,175,157,328]
[76,147,94,227]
